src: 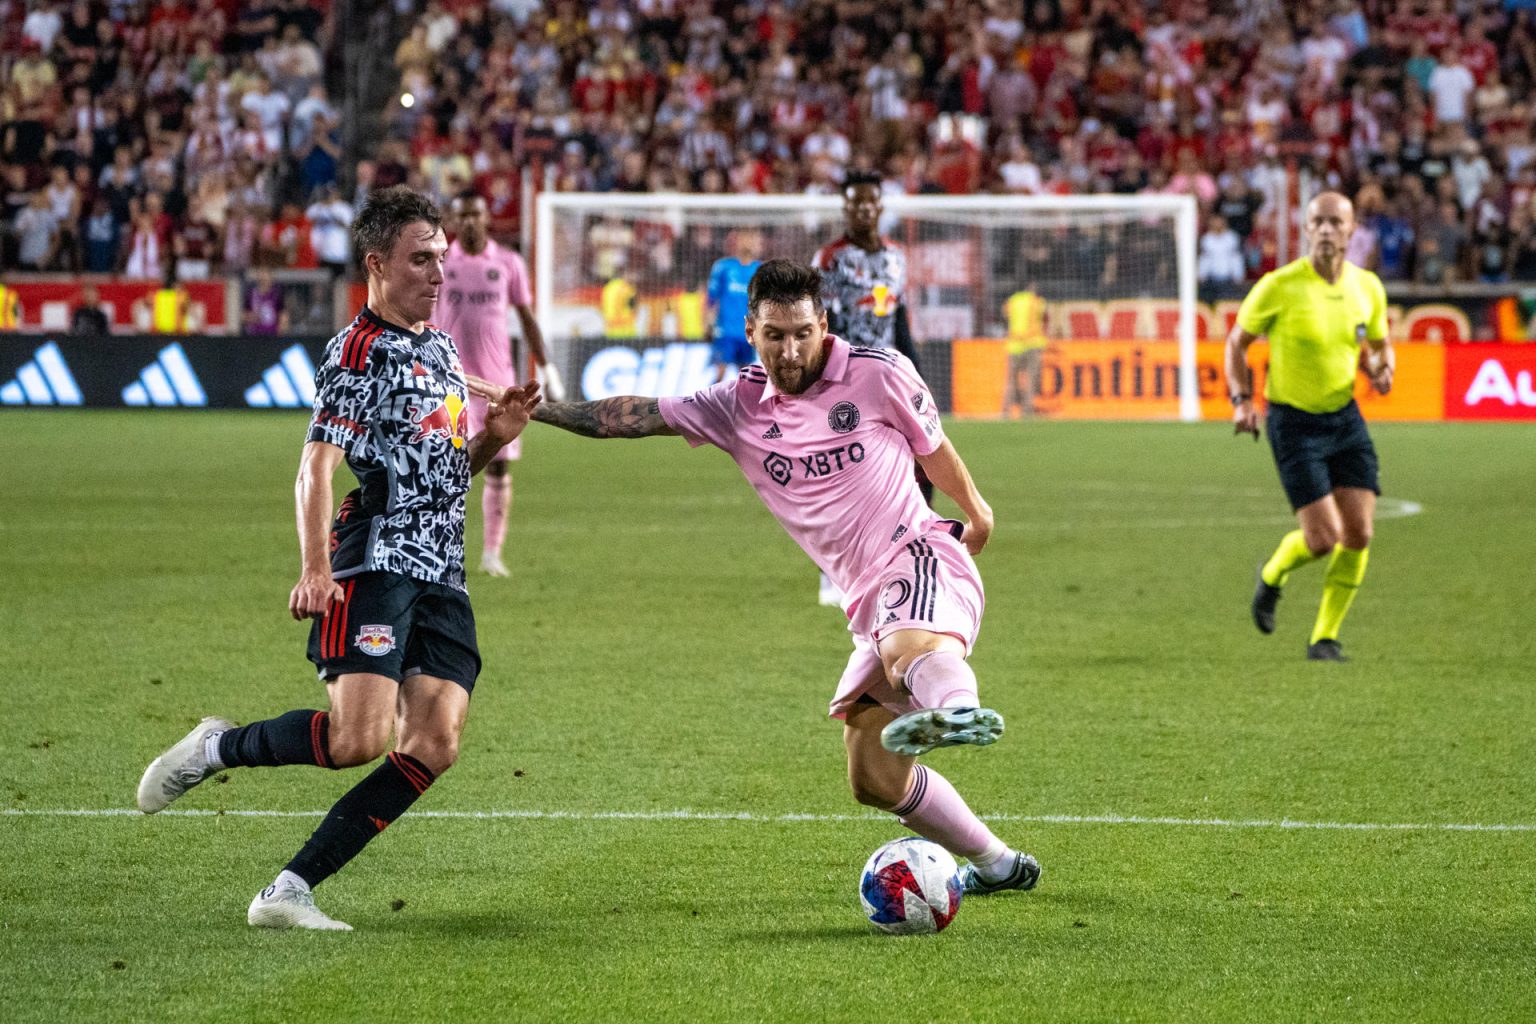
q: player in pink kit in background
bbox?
[474,260,1041,896]
[437,191,556,577]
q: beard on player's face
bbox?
[751,300,828,395]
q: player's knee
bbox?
[1342,522,1373,549]
[398,733,459,776]
[1303,526,1339,558]
[327,728,390,768]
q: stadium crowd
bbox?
[0,0,346,285]
[4,0,1536,289]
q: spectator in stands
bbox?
[14,190,60,272]
[243,266,287,336]
[81,195,118,274]
[70,282,110,337]
[1415,200,1466,285]
[1198,214,1246,289]
[306,184,354,279]
[43,166,80,272]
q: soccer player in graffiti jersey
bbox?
[137,186,541,930]
[476,260,1042,896]
[811,170,930,605]
[438,191,554,578]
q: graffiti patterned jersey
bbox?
[306,306,472,591]
[811,237,906,350]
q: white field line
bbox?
[3,807,1531,833]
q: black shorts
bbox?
[307,572,481,692]
[1265,400,1381,511]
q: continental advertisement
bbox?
[951,339,1534,422]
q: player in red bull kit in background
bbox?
[437,190,559,578]
[812,170,930,607]
[136,186,541,931]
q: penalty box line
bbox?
[4,807,1533,833]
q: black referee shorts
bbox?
[1265,400,1381,511]
[307,571,481,692]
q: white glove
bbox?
[536,361,566,403]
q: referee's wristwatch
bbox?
[1230,391,1252,406]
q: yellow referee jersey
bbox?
[1236,257,1388,414]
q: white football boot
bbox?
[880,707,1005,756]
[248,880,353,931]
[136,716,235,813]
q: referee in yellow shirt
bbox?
[1226,192,1395,662]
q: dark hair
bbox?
[352,185,442,274]
[451,188,484,209]
[747,259,824,318]
[842,170,883,195]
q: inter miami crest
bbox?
[828,401,860,433]
[488,268,500,282]
[762,452,793,487]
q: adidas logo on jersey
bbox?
[246,344,319,408]
[122,343,206,407]
[762,422,783,439]
[0,342,82,405]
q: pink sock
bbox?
[892,764,1007,862]
[482,474,511,553]
[902,650,978,709]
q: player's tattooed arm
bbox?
[531,397,679,438]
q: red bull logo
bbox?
[859,283,896,317]
[408,393,467,448]
[354,624,395,656]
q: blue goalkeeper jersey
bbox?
[707,257,759,342]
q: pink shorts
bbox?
[467,393,521,462]
[828,527,985,720]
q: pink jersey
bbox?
[659,336,946,602]
[436,239,533,384]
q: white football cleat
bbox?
[248,881,353,931]
[137,716,235,813]
[480,551,510,577]
[818,571,843,608]
[880,706,1005,756]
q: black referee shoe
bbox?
[1251,565,1282,635]
[1307,639,1349,662]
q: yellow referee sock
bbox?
[1261,529,1322,587]
[1311,546,1370,644]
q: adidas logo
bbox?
[0,342,82,405]
[246,344,318,408]
[762,422,783,439]
[123,343,206,407]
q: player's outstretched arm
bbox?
[915,439,994,556]
[290,440,346,620]
[470,381,542,475]
[530,397,679,438]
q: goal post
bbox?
[536,192,1200,421]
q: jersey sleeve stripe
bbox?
[343,323,383,371]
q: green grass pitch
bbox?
[2,411,1533,1023]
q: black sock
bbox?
[218,710,334,769]
[284,752,436,888]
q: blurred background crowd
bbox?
[3,0,1536,292]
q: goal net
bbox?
[536,193,1198,420]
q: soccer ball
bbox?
[858,837,963,935]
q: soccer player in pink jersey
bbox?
[479,260,1041,895]
[437,191,555,578]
